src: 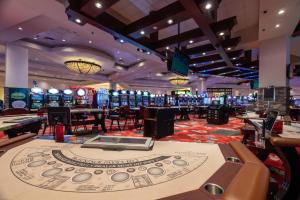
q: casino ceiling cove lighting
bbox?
[64,60,102,74]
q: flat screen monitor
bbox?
[168,50,189,76]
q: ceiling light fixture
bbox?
[156,73,163,77]
[62,39,66,42]
[95,2,103,8]
[189,40,194,44]
[202,52,206,55]
[33,37,38,40]
[167,19,173,24]
[219,32,224,36]
[169,76,189,86]
[227,47,231,50]
[140,30,145,35]
[275,24,280,28]
[75,18,82,23]
[64,60,102,74]
[232,57,236,60]
[18,27,23,31]
[119,39,125,43]
[89,40,92,44]
[205,2,212,10]
[153,26,158,30]
[146,51,151,55]
[278,9,285,15]
[166,46,170,50]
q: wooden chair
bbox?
[122,106,136,130]
[37,107,48,135]
[109,108,122,131]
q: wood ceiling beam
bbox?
[179,0,234,68]
[123,1,186,35]
[150,28,205,49]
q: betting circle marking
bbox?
[111,172,130,182]
[27,160,47,167]
[72,173,92,183]
[173,160,188,167]
[42,168,63,177]
[147,167,165,176]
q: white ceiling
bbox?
[0,0,299,91]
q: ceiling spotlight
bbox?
[189,40,194,44]
[33,36,38,40]
[153,26,158,30]
[89,40,92,44]
[211,61,215,63]
[95,2,103,8]
[227,47,231,50]
[232,57,237,60]
[205,2,212,10]
[219,32,224,36]
[167,19,173,24]
[275,24,280,28]
[146,51,151,55]
[202,52,206,55]
[278,9,285,15]
[156,73,163,77]
[62,39,66,42]
[165,46,170,50]
[192,63,196,66]
[140,30,145,35]
[119,39,125,43]
[75,18,82,23]
[18,27,23,31]
[251,66,255,69]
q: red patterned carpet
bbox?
[106,117,244,144]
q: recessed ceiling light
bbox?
[140,30,145,35]
[219,32,224,36]
[62,39,66,42]
[278,9,285,15]
[211,61,215,63]
[192,63,196,66]
[167,19,173,24]
[205,2,212,10]
[75,18,82,23]
[33,37,38,40]
[189,40,194,44]
[119,39,125,43]
[146,51,151,55]
[95,2,103,8]
[251,66,255,69]
[275,24,280,28]
[165,46,170,50]
[202,52,206,55]
[153,26,158,30]
[232,57,236,60]
[18,27,23,31]
[89,40,92,44]
[227,47,231,50]
[156,73,163,77]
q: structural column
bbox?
[258,36,291,113]
[5,44,29,88]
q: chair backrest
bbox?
[48,107,71,126]
[2,108,29,116]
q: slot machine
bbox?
[75,88,88,106]
[136,90,143,106]
[96,88,109,108]
[129,91,136,108]
[62,89,74,107]
[142,91,150,106]
[150,94,155,105]
[29,87,44,110]
[110,90,120,109]
[46,88,61,107]
[119,90,129,106]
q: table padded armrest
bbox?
[270,136,300,147]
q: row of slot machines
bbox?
[29,87,94,110]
